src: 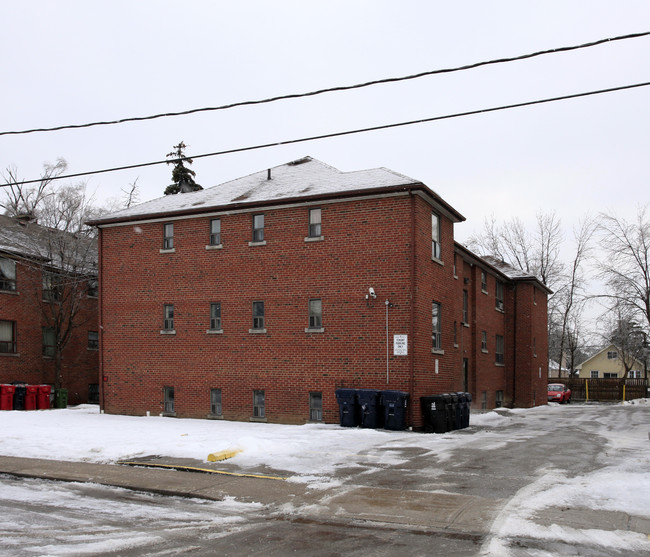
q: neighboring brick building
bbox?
[0,215,99,405]
[90,157,549,426]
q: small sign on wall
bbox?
[394,334,408,356]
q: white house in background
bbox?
[575,344,645,379]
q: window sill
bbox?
[305,327,325,333]
[87,347,99,352]
[0,352,20,357]
[495,306,504,314]
[162,412,177,417]
[250,416,267,423]
[206,329,224,335]
[160,329,176,335]
[159,248,175,254]
[207,414,224,420]
[481,289,488,295]
[431,348,444,355]
[462,322,470,328]
[453,343,459,348]
[249,328,267,334]
[495,362,505,367]
[304,236,324,242]
[431,256,444,266]
[248,240,267,247]
[205,244,223,250]
[482,349,488,354]
[0,289,18,295]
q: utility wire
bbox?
[3,80,649,187]
[1,31,649,137]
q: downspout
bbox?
[409,193,416,426]
[98,227,105,412]
[512,283,517,407]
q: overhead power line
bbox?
[4,80,649,187]
[1,31,649,137]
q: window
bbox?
[630,370,642,379]
[252,214,264,242]
[163,304,174,331]
[533,337,537,357]
[42,327,56,357]
[163,386,175,414]
[87,279,98,298]
[453,253,458,277]
[310,392,323,421]
[0,320,16,353]
[496,390,504,408]
[308,298,322,329]
[210,303,222,330]
[308,208,322,238]
[431,213,441,260]
[604,372,618,379]
[252,301,265,330]
[0,258,16,291]
[210,388,222,416]
[253,390,265,418]
[163,223,174,250]
[88,384,99,404]
[432,302,442,350]
[495,334,504,365]
[590,370,599,378]
[453,321,458,346]
[607,351,618,360]
[481,271,488,292]
[496,281,504,311]
[88,331,99,350]
[209,219,221,246]
[481,391,487,410]
[462,290,468,324]
[43,271,63,302]
[481,331,487,352]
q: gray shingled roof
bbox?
[89,156,463,225]
[0,214,97,273]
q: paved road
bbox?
[1,403,649,556]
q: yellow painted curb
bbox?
[117,460,286,481]
[207,448,242,462]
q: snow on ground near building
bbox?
[1,401,650,555]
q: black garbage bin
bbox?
[456,392,467,429]
[381,390,409,431]
[464,392,472,428]
[13,384,26,410]
[420,394,450,433]
[447,393,459,430]
[357,389,383,428]
[335,388,359,427]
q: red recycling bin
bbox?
[0,385,15,410]
[37,385,52,410]
[25,385,38,410]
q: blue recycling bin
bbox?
[381,390,409,431]
[335,388,359,427]
[356,389,383,429]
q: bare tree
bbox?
[2,171,100,391]
[598,206,650,334]
[1,158,67,217]
[553,217,595,375]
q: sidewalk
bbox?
[0,455,306,505]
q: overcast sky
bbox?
[2,1,649,247]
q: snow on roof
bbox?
[480,255,539,280]
[89,156,448,225]
[0,214,97,272]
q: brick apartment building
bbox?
[0,215,99,404]
[90,157,549,427]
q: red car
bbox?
[548,383,571,404]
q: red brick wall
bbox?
[0,258,98,404]
[99,193,549,424]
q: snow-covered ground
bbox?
[1,401,649,556]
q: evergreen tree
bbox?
[164,141,202,195]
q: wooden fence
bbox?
[548,378,649,402]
